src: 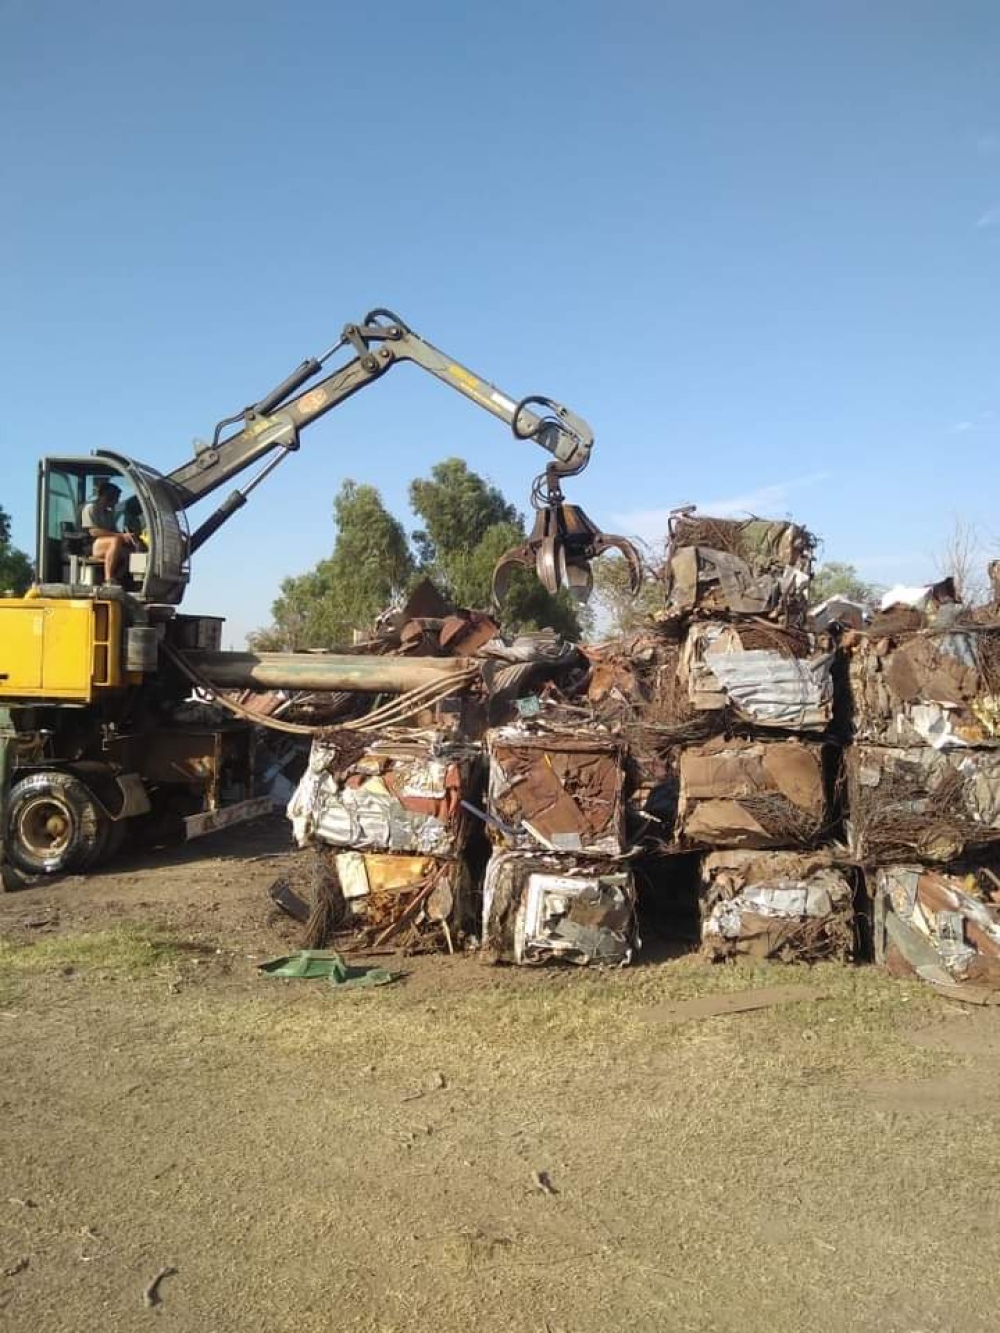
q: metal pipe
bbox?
[183,650,478,694]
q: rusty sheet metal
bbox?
[847,626,1000,750]
[874,865,1000,989]
[677,737,829,850]
[482,850,637,966]
[680,621,834,733]
[845,744,1000,863]
[486,727,626,856]
[700,850,853,962]
[288,734,481,855]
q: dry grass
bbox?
[0,924,996,1333]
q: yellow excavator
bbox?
[0,308,640,880]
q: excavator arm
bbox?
[166,308,639,601]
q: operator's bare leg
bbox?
[91,535,129,583]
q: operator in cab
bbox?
[81,479,139,585]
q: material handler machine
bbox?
[0,309,639,879]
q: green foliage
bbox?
[589,540,664,637]
[409,458,518,567]
[251,460,585,648]
[408,458,580,636]
[809,561,881,606]
[0,504,34,595]
[250,480,413,650]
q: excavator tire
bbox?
[5,771,105,876]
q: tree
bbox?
[588,539,665,637]
[809,561,881,607]
[0,504,33,595]
[934,516,990,607]
[409,458,518,569]
[408,457,580,637]
[250,480,414,650]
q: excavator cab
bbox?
[36,452,190,604]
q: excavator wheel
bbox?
[5,771,106,876]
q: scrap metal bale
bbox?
[873,864,1000,989]
[669,513,816,574]
[661,514,815,625]
[335,851,476,947]
[482,850,637,966]
[680,621,834,733]
[700,850,853,962]
[287,732,482,856]
[845,744,1000,863]
[846,626,1000,749]
[677,737,830,850]
[486,727,626,856]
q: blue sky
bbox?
[2,1,999,644]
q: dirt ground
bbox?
[2,816,999,1332]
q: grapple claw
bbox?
[491,487,644,608]
[591,533,644,595]
[491,543,535,605]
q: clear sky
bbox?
[2,1,999,644]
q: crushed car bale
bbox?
[680,620,835,733]
[661,514,816,625]
[485,727,627,856]
[846,625,1000,749]
[287,731,483,950]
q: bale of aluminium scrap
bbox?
[677,737,830,850]
[873,864,1000,989]
[287,732,481,856]
[481,850,637,966]
[846,626,1000,749]
[699,850,853,962]
[680,620,834,733]
[844,744,1000,863]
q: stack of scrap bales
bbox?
[631,513,851,958]
[480,727,637,965]
[287,731,482,948]
[844,619,1000,989]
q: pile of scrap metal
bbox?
[274,517,1000,991]
[565,511,848,964]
